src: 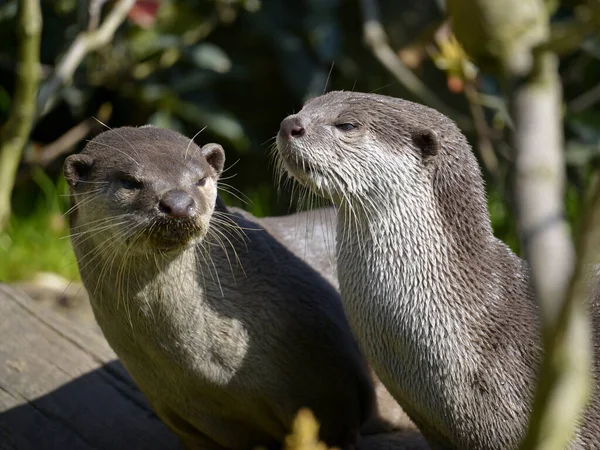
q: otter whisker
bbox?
[86,230,132,304]
[323,61,335,95]
[205,228,242,281]
[151,251,164,322]
[293,183,313,252]
[210,216,258,234]
[221,158,241,175]
[196,243,223,297]
[60,187,104,198]
[67,216,130,241]
[71,219,135,276]
[62,191,105,218]
[66,180,109,185]
[89,220,147,300]
[357,190,381,250]
[211,222,246,268]
[261,135,277,147]
[119,223,152,333]
[68,213,129,231]
[339,184,366,255]
[86,139,139,167]
[218,182,252,205]
[210,215,251,245]
[184,126,207,160]
[91,119,140,165]
[321,199,337,270]
[205,229,233,267]
[218,173,238,182]
[193,245,209,300]
[67,218,134,254]
[116,230,134,333]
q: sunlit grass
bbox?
[0,169,79,283]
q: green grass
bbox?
[0,170,79,283]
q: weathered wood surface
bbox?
[0,283,181,450]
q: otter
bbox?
[275,91,600,449]
[64,125,427,450]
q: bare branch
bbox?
[513,52,574,327]
[0,0,42,230]
[37,0,135,117]
[359,0,473,132]
[568,82,600,113]
[447,0,595,447]
[88,0,110,32]
[543,3,600,56]
[463,76,499,177]
[512,52,592,449]
[29,103,113,168]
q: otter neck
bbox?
[74,221,235,340]
[334,188,501,442]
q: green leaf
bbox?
[188,43,232,74]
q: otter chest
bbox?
[336,236,473,437]
[90,286,250,388]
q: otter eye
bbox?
[196,177,207,187]
[335,123,357,131]
[118,176,142,190]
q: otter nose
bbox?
[280,116,306,139]
[159,190,195,218]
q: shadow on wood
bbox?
[0,283,181,450]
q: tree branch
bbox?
[512,51,592,449]
[446,0,595,448]
[463,72,499,177]
[36,0,135,118]
[88,0,110,32]
[29,103,113,168]
[359,0,473,132]
[0,0,42,230]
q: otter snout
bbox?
[279,116,306,140]
[159,189,195,218]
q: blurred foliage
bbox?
[0,0,599,281]
[0,168,78,281]
[283,409,328,450]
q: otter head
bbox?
[276,90,491,249]
[275,91,454,203]
[64,126,225,255]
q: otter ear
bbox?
[411,128,439,159]
[201,143,225,176]
[64,154,94,189]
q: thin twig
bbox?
[88,0,109,32]
[36,0,135,118]
[463,81,499,176]
[568,82,600,114]
[359,0,473,132]
[543,3,600,56]
[30,103,113,168]
[0,0,42,230]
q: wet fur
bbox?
[275,91,600,449]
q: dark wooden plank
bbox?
[0,283,181,450]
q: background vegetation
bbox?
[1,0,598,282]
[1,0,599,447]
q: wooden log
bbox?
[0,283,181,450]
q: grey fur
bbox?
[64,126,376,450]
[275,91,600,449]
